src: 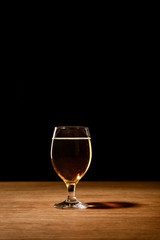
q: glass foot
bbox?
[54,200,88,209]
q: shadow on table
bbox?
[86,202,140,209]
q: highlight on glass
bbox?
[50,126,92,209]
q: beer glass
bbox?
[51,126,92,209]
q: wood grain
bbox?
[0,181,160,240]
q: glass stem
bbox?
[66,182,77,203]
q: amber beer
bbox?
[51,137,92,183]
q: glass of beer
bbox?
[51,126,92,209]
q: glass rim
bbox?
[52,126,90,138]
[55,126,89,129]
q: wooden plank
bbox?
[0,181,160,240]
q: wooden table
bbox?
[0,181,160,240]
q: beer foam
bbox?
[52,137,91,140]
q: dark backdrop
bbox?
[3,11,159,181]
[8,77,159,181]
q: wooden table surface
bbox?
[0,181,160,240]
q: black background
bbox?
[12,76,159,181]
[3,8,159,181]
